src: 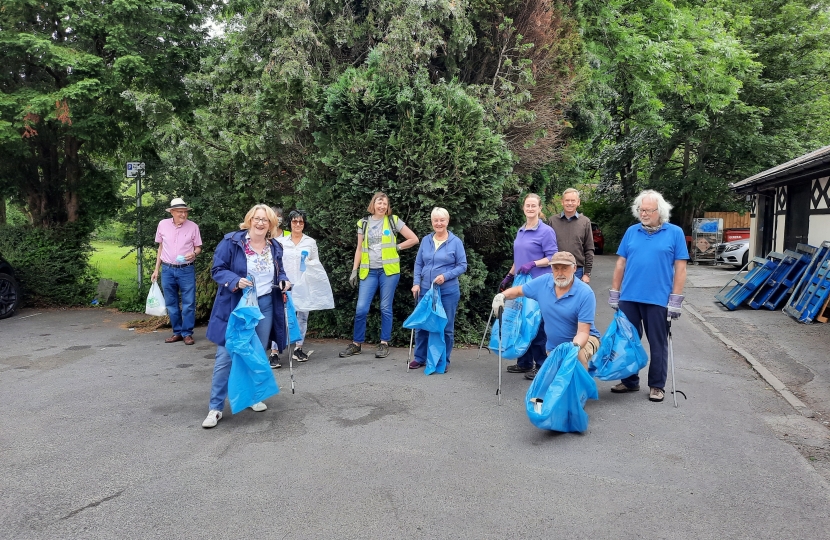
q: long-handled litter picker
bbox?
[406,293,417,370]
[284,294,295,394]
[496,306,504,405]
[477,310,493,360]
[666,316,686,407]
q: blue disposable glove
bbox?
[667,293,684,319]
[608,289,620,310]
[517,261,536,275]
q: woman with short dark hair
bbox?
[278,210,317,362]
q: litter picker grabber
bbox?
[284,294,295,394]
[477,310,493,360]
[407,293,416,370]
[666,317,686,407]
[496,306,504,405]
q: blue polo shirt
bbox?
[617,223,689,306]
[522,274,600,351]
[513,221,558,279]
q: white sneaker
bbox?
[202,410,222,428]
[250,402,267,412]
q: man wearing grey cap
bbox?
[492,251,601,380]
[152,198,203,345]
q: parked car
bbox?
[0,254,21,319]
[591,223,604,255]
[716,239,750,268]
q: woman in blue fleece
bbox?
[408,207,468,371]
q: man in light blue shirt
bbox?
[608,190,689,403]
[492,252,601,380]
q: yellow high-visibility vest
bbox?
[358,215,400,279]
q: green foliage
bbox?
[3,200,29,226]
[569,0,830,231]
[0,0,216,228]
[0,224,98,306]
[302,66,513,343]
[125,0,581,339]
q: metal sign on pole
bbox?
[126,162,146,290]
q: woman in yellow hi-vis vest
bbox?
[340,192,419,358]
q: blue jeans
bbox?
[209,293,273,411]
[619,301,668,390]
[161,264,196,337]
[414,286,460,365]
[353,269,400,343]
[517,318,547,369]
[296,310,309,347]
[575,267,584,279]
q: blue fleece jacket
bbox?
[413,232,468,292]
[206,230,290,348]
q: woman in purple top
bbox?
[499,193,558,374]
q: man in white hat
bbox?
[152,198,203,345]
[492,251,601,380]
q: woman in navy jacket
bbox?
[408,207,468,371]
[202,204,291,428]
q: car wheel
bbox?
[0,272,21,319]
[742,251,748,267]
[595,246,603,255]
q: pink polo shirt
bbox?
[155,218,203,264]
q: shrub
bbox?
[298,67,515,344]
[0,224,99,306]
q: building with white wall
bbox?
[731,145,830,258]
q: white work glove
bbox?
[667,293,684,319]
[492,293,505,316]
[608,289,620,310]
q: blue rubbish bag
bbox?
[226,283,280,414]
[526,343,598,432]
[284,291,302,346]
[588,310,649,381]
[488,274,541,359]
[403,284,448,375]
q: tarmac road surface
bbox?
[1,255,828,539]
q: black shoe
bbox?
[524,368,539,380]
[339,343,362,357]
[293,348,310,362]
[375,343,390,358]
[506,364,533,373]
[269,353,282,369]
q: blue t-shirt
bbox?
[522,274,601,352]
[617,223,689,306]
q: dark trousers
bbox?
[517,319,547,369]
[619,301,669,390]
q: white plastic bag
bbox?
[145,282,167,317]
[292,259,335,311]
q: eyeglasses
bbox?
[638,207,658,215]
[291,219,304,223]
[252,217,270,223]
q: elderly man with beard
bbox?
[492,251,601,380]
[608,189,688,403]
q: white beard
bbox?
[554,275,573,288]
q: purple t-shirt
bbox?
[513,221,558,279]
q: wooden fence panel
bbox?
[703,211,750,229]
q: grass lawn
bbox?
[90,241,145,301]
